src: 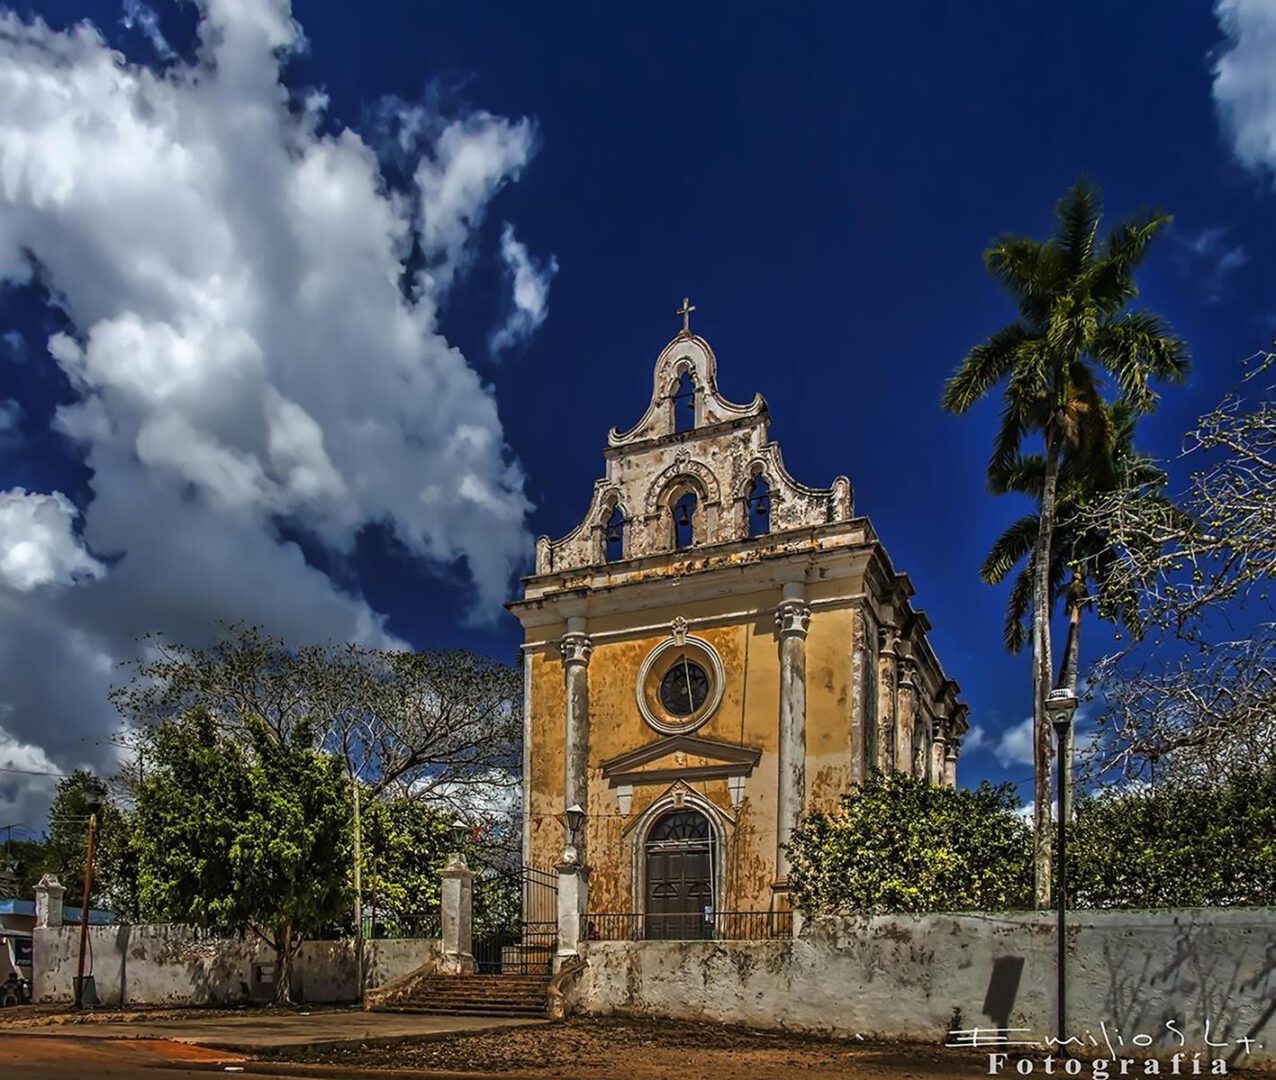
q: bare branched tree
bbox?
[1085,351,1275,639]
[1081,352,1276,784]
[109,624,522,815]
[1083,624,1276,784]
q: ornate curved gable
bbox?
[534,327,853,575]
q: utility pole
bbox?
[73,811,99,1009]
[352,776,364,1006]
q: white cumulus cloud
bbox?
[1213,0,1276,178]
[490,223,559,357]
[0,0,554,826]
[0,489,104,591]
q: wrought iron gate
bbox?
[472,864,557,975]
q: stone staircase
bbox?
[371,973,551,1017]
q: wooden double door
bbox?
[645,809,714,940]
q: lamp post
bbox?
[564,804,585,862]
[74,779,107,1010]
[451,819,469,861]
[1045,687,1078,1053]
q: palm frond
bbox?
[984,238,1056,326]
[942,322,1031,413]
[1092,311,1190,409]
[1091,210,1172,315]
[989,454,1045,497]
[1004,562,1033,653]
[989,394,1038,477]
[1055,178,1102,279]
[980,514,1040,585]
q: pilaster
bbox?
[896,653,917,776]
[774,582,811,886]
[560,617,592,861]
[876,625,899,771]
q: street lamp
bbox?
[564,803,585,862]
[1045,687,1079,1053]
[450,819,469,858]
[74,778,108,1010]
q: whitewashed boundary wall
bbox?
[567,910,1276,1067]
[34,924,438,1005]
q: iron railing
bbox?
[585,910,794,942]
[364,911,442,941]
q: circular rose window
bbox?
[636,634,725,734]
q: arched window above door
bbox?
[647,808,711,845]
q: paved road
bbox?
[10,1009,543,1050]
[0,1035,250,1079]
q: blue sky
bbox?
[0,0,1273,828]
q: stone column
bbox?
[876,625,898,771]
[560,618,592,862]
[34,874,65,929]
[439,854,475,974]
[930,718,949,786]
[849,607,868,786]
[555,860,589,970]
[774,582,811,884]
[896,655,917,776]
[944,737,962,788]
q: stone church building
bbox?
[508,310,969,936]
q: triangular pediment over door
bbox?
[600,734,762,787]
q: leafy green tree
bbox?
[786,770,1033,915]
[1070,766,1276,907]
[362,797,453,936]
[942,179,1189,905]
[134,709,351,1004]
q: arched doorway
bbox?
[644,807,714,939]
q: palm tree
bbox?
[942,180,1188,907]
[980,401,1172,811]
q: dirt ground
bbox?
[265,1015,1012,1079]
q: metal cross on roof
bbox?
[677,296,696,335]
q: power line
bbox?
[0,765,68,777]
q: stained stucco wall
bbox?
[527,587,874,914]
[566,910,1276,1067]
[33,924,437,1005]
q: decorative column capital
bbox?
[560,631,592,668]
[946,737,962,762]
[775,599,811,639]
[877,623,899,653]
[931,717,949,745]
[898,657,917,688]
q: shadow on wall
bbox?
[982,954,1025,1038]
[1097,912,1276,1068]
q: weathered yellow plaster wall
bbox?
[525,588,873,915]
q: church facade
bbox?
[507,314,969,931]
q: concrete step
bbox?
[374,1004,548,1017]
[375,973,553,1018]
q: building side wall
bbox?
[566,910,1276,1067]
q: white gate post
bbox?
[34,874,65,929]
[439,854,475,974]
